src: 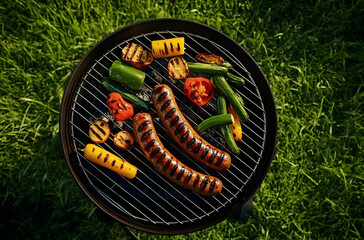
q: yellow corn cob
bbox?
[152,37,185,58]
[83,144,137,179]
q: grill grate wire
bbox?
[69,31,267,225]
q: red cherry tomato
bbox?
[184,77,214,106]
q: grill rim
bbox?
[60,18,277,234]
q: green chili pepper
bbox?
[197,114,233,133]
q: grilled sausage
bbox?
[152,84,231,171]
[132,113,223,196]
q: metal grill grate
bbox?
[68,30,267,225]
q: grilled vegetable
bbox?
[228,104,242,141]
[121,43,143,63]
[226,72,245,86]
[167,57,189,80]
[83,144,137,179]
[222,61,233,69]
[114,131,134,149]
[197,114,233,133]
[187,62,228,75]
[89,120,110,143]
[236,93,245,106]
[129,49,154,69]
[195,53,224,65]
[211,75,249,122]
[184,77,214,106]
[101,78,150,111]
[109,60,145,91]
[106,92,134,121]
[217,96,240,154]
[152,37,184,58]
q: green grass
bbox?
[1,0,363,239]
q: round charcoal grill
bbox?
[60,19,277,234]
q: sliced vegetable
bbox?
[129,49,154,69]
[195,53,224,65]
[106,92,134,121]
[114,131,134,150]
[109,60,145,91]
[217,96,240,154]
[121,43,143,63]
[184,77,214,106]
[226,72,245,86]
[167,57,189,80]
[83,144,137,179]
[227,104,243,141]
[197,114,233,133]
[101,78,150,111]
[211,75,249,122]
[152,37,184,58]
[89,120,110,143]
[187,62,228,75]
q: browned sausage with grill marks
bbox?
[152,84,231,171]
[132,113,222,196]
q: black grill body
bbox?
[60,19,277,234]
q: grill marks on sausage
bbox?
[169,116,180,128]
[150,146,161,159]
[201,145,210,159]
[200,177,209,191]
[157,151,166,164]
[217,153,225,166]
[165,108,176,120]
[154,86,163,94]
[141,129,152,141]
[180,130,190,143]
[161,99,172,111]
[163,158,172,171]
[193,141,202,154]
[176,167,185,180]
[170,163,178,176]
[209,150,218,162]
[184,171,193,184]
[138,120,149,132]
[174,122,185,135]
[145,139,156,152]
[157,92,168,103]
[187,138,196,149]
[209,180,216,192]
[193,175,200,187]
